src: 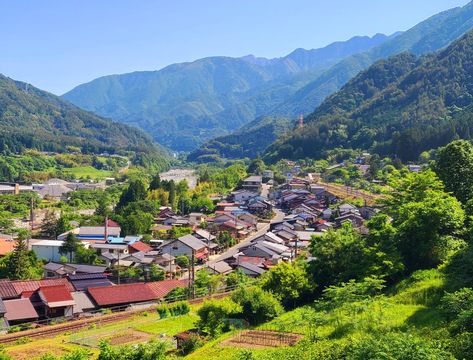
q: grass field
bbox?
[63,166,114,179]
[4,271,448,359]
[4,308,199,359]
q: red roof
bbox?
[12,278,74,295]
[146,279,189,299]
[237,256,265,266]
[88,283,158,306]
[129,241,152,253]
[39,285,73,303]
[106,219,120,228]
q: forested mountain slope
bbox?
[265,30,473,162]
[62,34,391,151]
[191,1,473,162]
[0,74,169,169]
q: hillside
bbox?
[62,34,391,151]
[187,116,291,162]
[273,0,473,118]
[265,29,473,162]
[0,74,169,169]
[195,1,473,163]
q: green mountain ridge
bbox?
[62,34,392,151]
[197,0,473,163]
[264,29,473,162]
[0,74,169,169]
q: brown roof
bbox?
[12,278,74,295]
[146,279,189,299]
[4,298,38,321]
[129,241,152,253]
[0,280,19,299]
[88,283,158,306]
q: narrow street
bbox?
[207,207,285,265]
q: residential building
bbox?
[242,176,262,192]
[160,235,208,260]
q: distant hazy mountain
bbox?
[273,0,473,117]
[197,0,473,163]
[264,29,473,162]
[62,34,392,151]
[0,74,169,169]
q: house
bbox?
[88,283,159,307]
[43,262,108,278]
[57,226,121,242]
[360,206,379,220]
[87,279,188,307]
[72,291,97,315]
[194,229,216,243]
[408,165,422,172]
[38,285,75,318]
[236,262,266,277]
[335,213,364,228]
[242,176,263,192]
[338,203,360,216]
[129,241,152,254]
[33,183,72,200]
[206,261,233,275]
[239,243,281,260]
[3,298,38,326]
[232,189,258,203]
[68,273,113,292]
[32,240,90,262]
[189,213,206,226]
[160,235,208,260]
[0,280,20,300]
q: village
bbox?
[0,165,385,332]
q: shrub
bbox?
[231,287,283,325]
[169,301,190,316]
[196,299,241,337]
[441,288,473,321]
[179,333,203,356]
[156,304,170,319]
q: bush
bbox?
[179,333,203,356]
[231,287,283,325]
[169,301,190,316]
[441,288,473,321]
[196,299,241,337]
[156,304,170,319]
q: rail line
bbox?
[318,181,384,206]
[0,291,232,345]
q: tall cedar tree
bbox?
[9,230,32,280]
[59,232,82,262]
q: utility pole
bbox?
[191,249,195,299]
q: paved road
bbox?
[207,207,285,265]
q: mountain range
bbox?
[264,28,473,162]
[193,0,473,162]
[62,34,394,151]
[0,74,169,169]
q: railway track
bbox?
[319,182,383,205]
[0,292,232,345]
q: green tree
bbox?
[260,262,310,308]
[196,299,240,337]
[149,173,161,191]
[60,232,81,262]
[434,140,473,205]
[41,210,58,239]
[116,179,147,210]
[8,229,41,280]
[247,157,265,175]
[231,287,283,325]
[175,255,190,269]
[95,193,111,217]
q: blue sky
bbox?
[0,0,469,94]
